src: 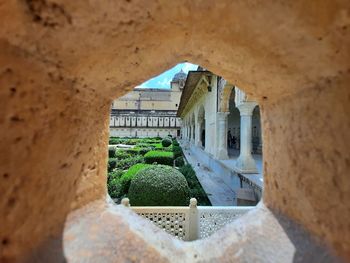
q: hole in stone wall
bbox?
[106,62,264,241]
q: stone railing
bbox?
[121,198,253,241]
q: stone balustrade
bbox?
[121,198,253,241]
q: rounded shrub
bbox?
[161,137,172,147]
[119,163,152,195]
[174,156,185,167]
[128,165,190,206]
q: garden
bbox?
[107,136,211,206]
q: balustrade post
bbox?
[188,198,198,241]
[121,198,130,207]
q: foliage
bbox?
[119,163,152,195]
[115,150,131,160]
[107,137,209,205]
[108,148,116,158]
[172,145,183,159]
[128,165,190,206]
[161,137,172,147]
[125,148,141,156]
[107,169,124,198]
[108,158,117,172]
[109,137,130,145]
[115,155,144,170]
[144,151,174,166]
[172,139,179,146]
[179,164,211,206]
[174,156,185,167]
[138,147,152,155]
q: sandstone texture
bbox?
[0,0,349,262]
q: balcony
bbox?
[121,198,253,241]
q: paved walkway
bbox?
[182,146,263,206]
[183,149,236,206]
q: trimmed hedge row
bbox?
[144,151,174,166]
[109,137,162,145]
[114,155,144,170]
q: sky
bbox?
[136,62,198,89]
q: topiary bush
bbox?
[144,151,174,166]
[119,163,152,195]
[128,165,190,206]
[174,156,185,167]
[161,137,172,147]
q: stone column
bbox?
[195,120,202,146]
[191,125,195,143]
[234,102,258,173]
[216,112,229,159]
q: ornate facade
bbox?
[177,69,262,174]
[110,70,186,137]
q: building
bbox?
[109,70,186,137]
[177,69,262,202]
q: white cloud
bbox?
[182,62,198,73]
[157,77,170,88]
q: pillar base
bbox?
[234,155,258,174]
[217,148,229,160]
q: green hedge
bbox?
[172,145,183,159]
[116,155,144,170]
[107,170,124,198]
[161,137,172,147]
[108,158,117,172]
[172,139,180,146]
[174,156,185,167]
[115,150,131,160]
[119,163,152,195]
[128,165,190,206]
[144,151,174,166]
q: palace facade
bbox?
[109,70,186,137]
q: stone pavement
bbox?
[182,149,237,206]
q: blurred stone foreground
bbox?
[0,0,349,262]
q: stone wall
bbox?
[0,0,349,262]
